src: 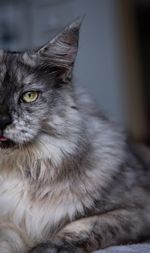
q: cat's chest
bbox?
[0,173,82,241]
[0,174,27,217]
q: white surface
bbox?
[94,243,150,253]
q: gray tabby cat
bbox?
[0,20,150,253]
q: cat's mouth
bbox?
[0,136,16,149]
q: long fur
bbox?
[0,20,150,253]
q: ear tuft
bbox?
[36,18,82,76]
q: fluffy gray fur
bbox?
[0,20,149,253]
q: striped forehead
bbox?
[0,58,34,88]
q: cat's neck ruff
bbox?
[0,133,78,176]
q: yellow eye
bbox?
[22,91,39,103]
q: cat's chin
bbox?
[0,139,17,149]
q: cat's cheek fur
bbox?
[4,119,35,145]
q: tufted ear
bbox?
[35,19,81,80]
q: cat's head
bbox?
[0,20,81,149]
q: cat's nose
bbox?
[0,114,12,130]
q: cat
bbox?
[0,19,150,253]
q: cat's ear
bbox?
[36,18,81,79]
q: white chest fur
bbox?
[0,171,85,245]
[0,174,30,231]
[0,142,82,244]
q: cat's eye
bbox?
[21,91,39,103]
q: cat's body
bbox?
[0,20,150,253]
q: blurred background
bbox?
[0,0,149,143]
